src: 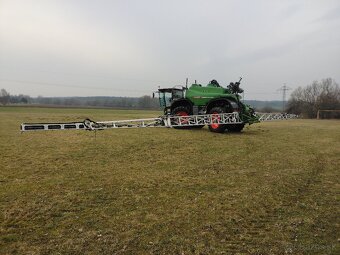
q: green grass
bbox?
[0,107,339,255]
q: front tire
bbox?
[208,106,228,133]
[171,106,191,129]
[171,106,205,129]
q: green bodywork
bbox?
[186,82,259,124]
[186,83,238,106]
[240,103,260,124]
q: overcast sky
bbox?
[0,0,339,100]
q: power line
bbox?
[278,84,292,112]
[1,77,291,100]
[0,78,152,94]
[0,66,180,84]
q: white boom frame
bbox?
[20,112,297,132]
[256,112,298,121]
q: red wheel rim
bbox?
[176,111,189,125]
[211,111,220,129]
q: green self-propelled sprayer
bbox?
[156,78,258,133]
[20,78,298,133]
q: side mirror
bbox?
[152,93,155,98]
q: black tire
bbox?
[226,124,245,132]
[208,106,228,133]
[171,106,205,129]
[171,106,191,129]
[190,125,205,129]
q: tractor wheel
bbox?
[190,125,205,129]
[171,106,191,129]
[208,106,228,133]
[226,124,245,132]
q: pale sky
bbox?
[0,0,339,100]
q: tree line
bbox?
[1,77,339,117]
[0,90,282,112]
[287,78,340,118]
[0,89,159,109]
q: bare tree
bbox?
[287,78,340,118]
[138,95,158,109]
[0,89,10,105]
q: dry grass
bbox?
[0,107,339,254]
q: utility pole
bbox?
[278,84,291,112]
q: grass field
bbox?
[0,107,339,255]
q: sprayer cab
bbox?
[156,87,185,108]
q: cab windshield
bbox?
[158,89,184,107]
[159,92,172,107]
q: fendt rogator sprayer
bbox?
[156,78,258,133]
[20,78,298,133]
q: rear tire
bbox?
[226,124,245,132]
[191,125,205,129]
[208,106,228,133]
